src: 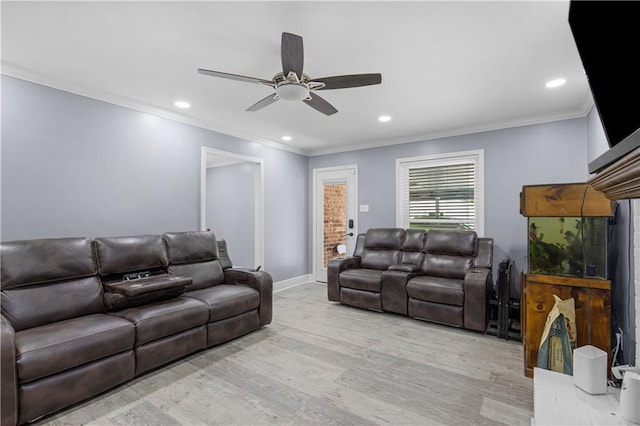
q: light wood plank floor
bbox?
[36,282,532,425]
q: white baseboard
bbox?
[273,274,316,293]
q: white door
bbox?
[313,166,358,282]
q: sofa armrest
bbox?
[1,314,17,426]
[388,263,420,273]
[463,268,492,332]
[224,268,273,326]
[327,256,361,302]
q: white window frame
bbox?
[396,149,485,236]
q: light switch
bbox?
[359,204,369,212]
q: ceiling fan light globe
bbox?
[275,83,309,102]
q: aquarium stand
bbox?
[522,274,611,378]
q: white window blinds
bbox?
[396,150,484,235]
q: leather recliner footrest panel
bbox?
[340,287,382,312]
[18,350,135,425]
[206,310,259,348]
[134,326,206,375]
[408,299,463,327]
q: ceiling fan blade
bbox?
[281,32,304,78]
[303,93,338,116]
[313,73,382,90]
[197,69,273,86]
[246,94,279,112]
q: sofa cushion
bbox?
[402,229,426,251]
[399,229,426,266]
[424,229,477,256]
[422,254,474,280]
[361,228,404,270]
[407,276,464,306]
[422,230,475,281]
[168,261,225,291]
[1,238,97,289]
[94,235,168,276]
[15,314,134,383]
[110,297,209,345]
[1,277,105,332]
[364,228,405,249]
[339,269,383,292]
[163,231,218,264]
[361,250,402,270]
[185,284,260,322]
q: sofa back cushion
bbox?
[163,231,217,264]
[422,230,477,279]
[94,235,168,277]
[361,228,404,270]
[163,231,225,290]
[400,229,426,266]
[0,238,103,331]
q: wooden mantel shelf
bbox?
[589,147,640,200]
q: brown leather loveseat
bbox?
[328,228,493,332]
[0,231,272,426]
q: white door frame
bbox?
[312,165,358,282]
[200,147,264,268]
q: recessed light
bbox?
[281,135,292,141]
[174,100,191,109]
[378,115,391,122]
[545,78,566,88]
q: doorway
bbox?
[200,147,264,268]
[312,165,358,282]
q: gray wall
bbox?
[309,118,590,279]
[587,106,637,364]
[206,162,256,268]
[1,76,309,282]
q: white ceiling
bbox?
[1,1,591,156]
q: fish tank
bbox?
[528,216,608,279]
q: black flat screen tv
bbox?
[568,1,640,174]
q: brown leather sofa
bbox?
[328,228,493,332]
[0,231,272,426]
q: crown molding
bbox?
[308,108,592,157]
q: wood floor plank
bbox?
[33,282,533,425]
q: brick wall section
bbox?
[324,184,347,268]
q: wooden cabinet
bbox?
[522,274,611,378]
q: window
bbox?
[396,150,484,235]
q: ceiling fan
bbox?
[197,32,382,116]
